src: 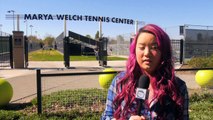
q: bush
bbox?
[187,55,213,68]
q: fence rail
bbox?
[36,68,213,115]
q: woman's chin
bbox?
[142,66,154,74]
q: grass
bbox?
[0,88,107,120]
[189,91,213,120]
[0,88,213,120]
[29,49,127,61]
[29,50,63,61]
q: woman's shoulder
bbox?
[109,71,126,91]
[174,76,188,95]
[114,71,126,80]
[111,71,127,84]
[175,76,186,86]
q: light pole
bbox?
[35,31,37,38]
[30,25,33,36]
[134,20,145,34]
[0,24,2,36]
[7,10,15,31]
[0,24,2,31]
[24,20,28,36]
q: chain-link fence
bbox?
[107,32,183,63]
[108,33,132,56]
[28,41,42,52]
[36,69,119,118]
[183,25,213,58]
[0,31,11,36]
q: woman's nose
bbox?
[144,47,150,56]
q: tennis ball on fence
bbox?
[99,68,117,89]
[0,78,13,106]
[195,70,213,87]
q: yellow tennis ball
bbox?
[195,70,213,87]
[99,68,117,89]
[0,78,13,106]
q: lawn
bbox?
[29,50,127,61]
[0,88,213,120]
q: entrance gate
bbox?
[63,31,108,67]
[0,35,13,68]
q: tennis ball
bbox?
[99,68,117,89]
[195,70,213,87]
[0,78,13,106]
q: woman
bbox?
[101,24,189,120]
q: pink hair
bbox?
[113,24,183,119]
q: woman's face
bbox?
[135,32,161,75]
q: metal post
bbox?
[24,36,28,68]
[17,14,20,31]
[24,20,28,36]
[0,24,2,35]
[12,12,15,31]
[182,24,186,64]
[7,10,15,31]
[64,17,67,37]
[99,16,102,38]
[180,39,183,64]
[36,69,42,114]
[206,26,209,57]
[98,37,108,66]
[30,25,33,36]
[135,20,138,34]
[63,37,70,68]
[9,35,13,68]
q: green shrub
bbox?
[187,55,213,68]
[187,57,209,68]
[189,92,213,120]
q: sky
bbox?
[0,0,213,39]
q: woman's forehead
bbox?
[137,32,157,44]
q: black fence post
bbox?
[9,35,13,68]
[63,37,70,68]
[98,37,108,66]
[180,39,183,64]
[24,36,28,68]
[36,69,42,114]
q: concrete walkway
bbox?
[0,61,200,103]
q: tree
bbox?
[116,35,125,44]
[85,34,92,39]
[43,35,55,47]
[109,38,117,44]
[28,35,40,43]
[95,31,99,40]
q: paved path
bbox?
[0,61,200,103]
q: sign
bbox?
[6,14,135,25]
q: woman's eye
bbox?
[139,46,145,50]
[151,45,158,50]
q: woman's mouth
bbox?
[143,59,152,64]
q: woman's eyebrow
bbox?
[151,42,158,45]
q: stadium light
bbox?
[29,25,33,36]
[7,10,15,31]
